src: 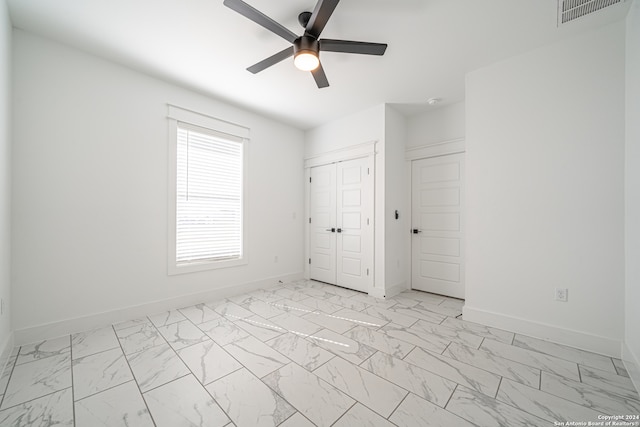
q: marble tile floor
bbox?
[0,279,638,426]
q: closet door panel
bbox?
[309,163,337,284]
[336,158,370,293]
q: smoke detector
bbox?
[557,0,625,25]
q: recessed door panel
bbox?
[315,212,332,225]
[316,191,332,207]
[420,187,460,207]
[342,189,361,207]
[420,213,460,231]
[342,235,361,253]
[315,233,332,250]
[421,237,460,257]
[420,260,460,282]
[342,166,362,185]
[342,212,361,230]
[342,257,362,277]
[314,253,333,271]
[420,162,460,184]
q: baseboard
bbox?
[369,281,408,299]
[14,272,303,346]
[385,281,408,299]
[622,342,640,395]
[368,288,385,298]
[463,305,622,357]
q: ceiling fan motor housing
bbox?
[294,36,319,56]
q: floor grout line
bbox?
[442,383,458,409]
[137,372,192,395]
[67,335,76,427]
[494,376,504,399]
[112,324,158,427]
[0,349,20,409]
[327,399,358,427]
[385,391,409,423]
[73,379,136,403]
[578,364,583,383]
[69,344,121,362]
[538,369,542,390]
[0,386,73,413]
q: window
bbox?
[168,106,248,274]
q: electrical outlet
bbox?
[555,288,568,302]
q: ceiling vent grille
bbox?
[558,0,622,25]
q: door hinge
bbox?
[367,218,370,225]
[309,258,311,264]
[367,168,370,175]
[309,177,312,183]
[309,217,311,224]
[366,268,369,276]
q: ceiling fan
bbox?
[223,0,388,88]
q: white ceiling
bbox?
[6,0,630,129]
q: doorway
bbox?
[411,153,465,298]
[308,157,373,293]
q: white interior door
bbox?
[336,157,370,293]
[411,154,465,299]
[309,163,337,284]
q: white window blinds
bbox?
[176,122,243,264]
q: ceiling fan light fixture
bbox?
[294,51,320,71]
[293,36,320,71]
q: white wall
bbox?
[384,105,409,294]
[304,105,384,158]
[406,102,465,149]
[12,30,305,340]
[464,22,626,356]
[0,0,12,360]
[624,0,640,391]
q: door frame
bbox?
[304,141,377,293]
[405,138,466,297]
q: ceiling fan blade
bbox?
[305,0,340,39]
[223,0,298,43]
[247,46,294,74]
[320,39,387,55]
[311,63,330,88]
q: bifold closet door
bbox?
[309,157,371,292]
[309,163,337,284]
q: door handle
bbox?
[412,228,422,234]
[337,228,342,233]
[325,228,336,232]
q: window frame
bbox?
[167,105,249,275]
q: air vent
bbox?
[558,0,622,25]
